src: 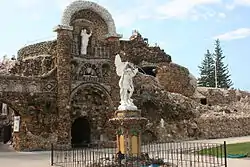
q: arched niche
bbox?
[0,101,20,146]
[70,83,113,141]
[0,99,21,116]
[61,0,121,38]
[101,63,111,77]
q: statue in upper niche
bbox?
[80,29,92,55]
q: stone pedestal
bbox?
[109,110,147,156]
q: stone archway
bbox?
[0,100,20,147]
[71,117,90,147]
[71,83,113,142]
[61,0,120,37]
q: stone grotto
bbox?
[0,0,250,151]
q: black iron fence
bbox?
[51,141,227,167]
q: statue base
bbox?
[109,109,147,156]
[118,104,138,111]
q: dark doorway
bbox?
[71,117,91,147]
[139,67,157,77]
[200,98,207,105]
[3,125,12,144]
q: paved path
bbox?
[0,143,15,152]
[0,152,50,167]
[190,135,250,144]
[1,136,250,167]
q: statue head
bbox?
[132,30,138,36]
[82,29,87,33]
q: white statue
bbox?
[0,55,16,74]
[1,103,8,115]
[160,118,165,128]
[115,54,138,110]
[80,29,92,55]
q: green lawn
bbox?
[199,142,250,157]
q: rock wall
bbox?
[120,40,171,65]
[143,88,250,142]
[13,40,57,77]
[156,62,196,97]
[196,87,250,106]
[197,116,250,139]
[17,40,57,60]
[55,27,73,144]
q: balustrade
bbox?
[71,42,111,59]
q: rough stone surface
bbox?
[61,0,121,38]
[156,62,196,97]
[195,87,250,106]
[1,0,250,151]
[55,27,73,144]
[120,40,171,65]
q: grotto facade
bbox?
[0,0,250,151]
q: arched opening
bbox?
[61,0,120,37]
[71,83,113,143]
[139,66,157,77]
[3,125,11,144]
[0,102,18,146]
[71,117,91,147]
[102,64,110,77]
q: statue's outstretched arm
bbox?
[132,68,138,77]
[89,31,92,37]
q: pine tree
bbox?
[198,50,215,87]
[213,39,233,88]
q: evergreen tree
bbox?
[213,39,233,88]
[198,50,215,87]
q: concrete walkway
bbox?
[191,135,250,144]
[1,136,250,167]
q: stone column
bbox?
[106,36,121,106]
[54,25,73,144]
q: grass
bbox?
[199,142,250,157]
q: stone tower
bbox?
[54,0,122,145]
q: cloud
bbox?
[225,0,250,10]
[225,4,235,10]
[234,0,250,5]
[213,28,250,41]
[156,0,222,19]
[16,0,41,9]
[55,0,78,10]
[218,12,226,18]
[54,0,224,28]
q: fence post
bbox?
[51,143,54,166]
[224,141,227,167]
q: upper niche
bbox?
[70,9,109,43]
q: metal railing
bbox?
[51,141,227,167]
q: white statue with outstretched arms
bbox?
[81,29,92,55]
[115,54,138,110]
